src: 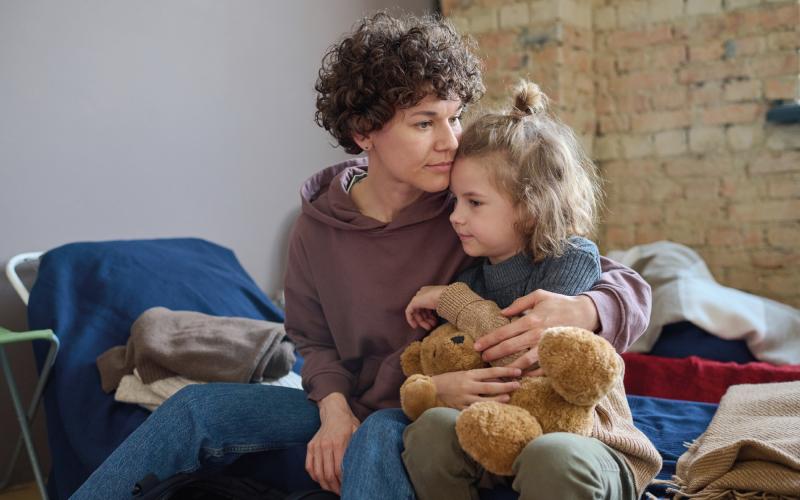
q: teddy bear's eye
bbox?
[450,335,465,344]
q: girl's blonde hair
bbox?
[458,80,602,260]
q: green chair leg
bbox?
[0,328,59,500]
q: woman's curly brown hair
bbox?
[315,12,485,154]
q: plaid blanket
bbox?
[672,381,800,499]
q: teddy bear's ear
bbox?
[401,341,424,376]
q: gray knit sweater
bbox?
[456,237,601,308]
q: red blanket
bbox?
[622,353,800,404]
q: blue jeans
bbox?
[71,384,414,500]
[342,409,415,500]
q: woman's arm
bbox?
[473,256,651,370]
[583,255,652,352]
[284,227,355,404]
[306,393,360,494]
[283,223,359,493]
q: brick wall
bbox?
[444,0,800,307]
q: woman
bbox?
[72,13,649,500]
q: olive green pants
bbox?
[402,408,637,500]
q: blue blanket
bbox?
[27,238,284,499]
[629,395,718,497]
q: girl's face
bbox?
[449,156,524,264]
[359,95,463,194]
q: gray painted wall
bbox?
[0,0,435,487]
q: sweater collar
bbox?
[481,252,532,291]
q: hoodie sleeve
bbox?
[284,222,355,403]
[582,256,652,353]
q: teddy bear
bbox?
[399,282,622,476]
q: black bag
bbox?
[131,472,285,500]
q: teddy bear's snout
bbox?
[450,335,465,344]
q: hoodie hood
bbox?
[300,157,454,232]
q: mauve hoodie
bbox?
[284,158,651,420]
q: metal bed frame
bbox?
[1,252,58,500]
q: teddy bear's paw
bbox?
[455,402,542,476]
[400,374,439,421]
[538,327,622,406]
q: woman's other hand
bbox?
[432,366,522,409]
[472,289,600,373]
[405,285,447,330]
[306,392,360,494]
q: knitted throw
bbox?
[672,381,800,499]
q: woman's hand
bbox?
[432,366,522,409]
[306,392,360,494]
[473,290,600,374]
[405,285,447,330]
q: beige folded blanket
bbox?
[672,381,800,499]
[114,368,304,411]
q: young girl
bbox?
[402,81,661,500]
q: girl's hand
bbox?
[473,290,599,373]
[431,366,522,409]
[306,393,360,494]
[405,285,447,330]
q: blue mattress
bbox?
[27,238,716,499]
[628,395,717,496]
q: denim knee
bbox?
[342,409,414,499]
[348,408,408,459]
[360,408,409,435]
[152,384,205,420]
[163,383,207,405]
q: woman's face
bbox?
[360,95,463,194]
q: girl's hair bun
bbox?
[511,80,548,117]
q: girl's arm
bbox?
[405,285,448,330]
[431,367,522,409]
[411,283,523,406]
